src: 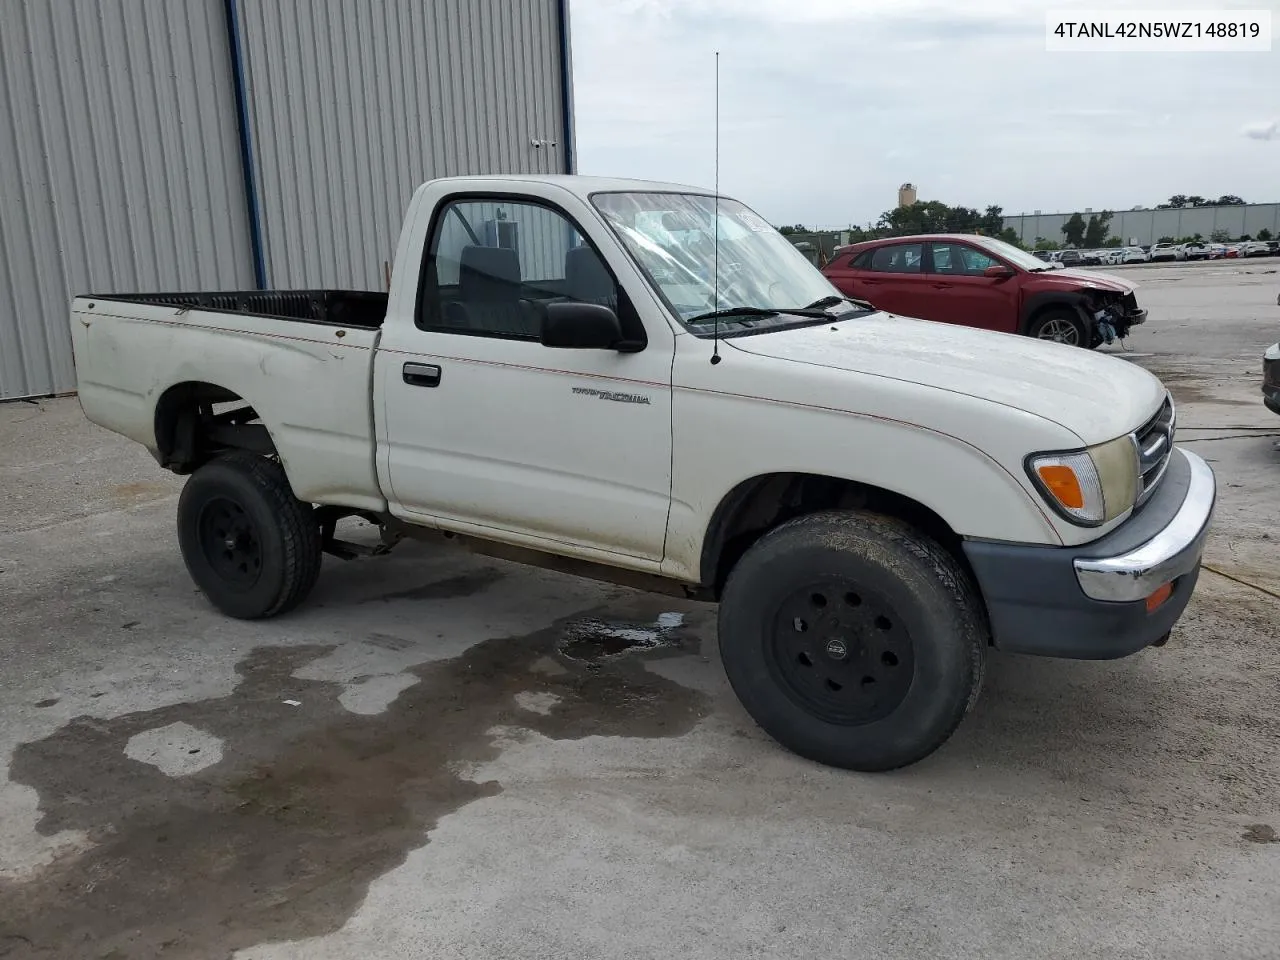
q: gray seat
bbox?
[445,245,536,336]
[563,244,617,307]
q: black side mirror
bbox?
[539,301,624,350]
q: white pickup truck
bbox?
[71,175,1216,771]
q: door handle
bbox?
[403,362,441,387]
[932,283,952,289]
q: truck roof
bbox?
[421,173,718,199]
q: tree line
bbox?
[777,192,1263,252]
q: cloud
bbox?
[1242,120,1278,141]
[570,0,1280,224]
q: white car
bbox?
[1149,242,1180,262]
[1238,240,1272,257]
[1177,243,1208,261]
[1118,247,1149,264]
[67,173,1217,773]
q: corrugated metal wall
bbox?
[1004,204,1280,247]
[236,0,570,291]
[0,0,255,401]
[1,0,571,401]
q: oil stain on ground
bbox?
[0,593,709,960]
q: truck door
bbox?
[375,195,674,565]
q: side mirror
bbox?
[539,301,624,350]
[983,264,1015,279]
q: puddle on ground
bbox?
[557,611,688,663]
[0,594,709,960]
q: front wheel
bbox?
[717,511,987,771]
[177,453,323,619]
[1027,308,1087,347]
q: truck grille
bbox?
[1134,394,1175,507]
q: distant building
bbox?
[898,183,918,208]
[1003,203,1280,247]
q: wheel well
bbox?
[701,473,976,599]
[154,381,278,474]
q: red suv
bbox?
[822,234,1147,348]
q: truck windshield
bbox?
[591,191,853,333]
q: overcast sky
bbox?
[569,0,1280,227]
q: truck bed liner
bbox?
[88,289,387,329]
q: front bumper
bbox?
[1264,346,1280,415]
[963,448,1216,660]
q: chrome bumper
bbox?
[1074,449,1216,602]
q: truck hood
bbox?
[725,313,1166,445]
[1038,268,1137,293]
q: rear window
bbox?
[868,243,923,274]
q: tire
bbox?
[176,452,323,619]
[717,510,987,772]
[1027,308,1087,347]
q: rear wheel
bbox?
[717,511,986,771]
[177,453,322,619]
[1028,308,1087,347]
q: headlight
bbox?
[1027,435,1140,526]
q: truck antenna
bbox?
[711,50,722,366]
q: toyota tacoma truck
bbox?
[69,175,1216,772]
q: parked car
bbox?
[1264,341,1280,416]
[1056,249,1084,268]
[1239,240,1272,257]
[1149,242,1180,262]
[69,174,1214,773]
[1177,243,1209,261]
[1225,245,1241,258]
[1118,246,1149,264]
[822,233,1147,348]
[1205,243,1228,259]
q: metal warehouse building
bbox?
[1003,203,1280,248]
[0,0,574,401]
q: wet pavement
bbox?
[1,258,1278,959]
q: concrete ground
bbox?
[1,258,1278,960]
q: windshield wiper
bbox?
[802,295,875,312]
[686,306,782,324]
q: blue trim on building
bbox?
[223,0,268,289]
[556,0,575,174]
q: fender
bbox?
[1019,289,1096,336]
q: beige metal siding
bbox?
[235,0,569,291]
[1004,204,1280,247]
[0,0,255,401]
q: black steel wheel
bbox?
[718,510,987,772]
[177,453,322,619]
[768,580,915,725]
[197,497,264,588]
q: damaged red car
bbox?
[822,234,1147,348]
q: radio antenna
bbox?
[711,50,722,365]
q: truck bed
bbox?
[89,289,388,330]
[70,290,387,513]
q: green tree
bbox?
[777,225,810,236]
[1185,195,1208,207]
[1158,195,1189,209]
[1216,195,1245,206]
[1033,237,1061,251]
[1259,228,1274,241]
[1158,235,1177,243]
[1061,213,1087,247]
[1082,211,1113,248]
[1104,236,1123,247]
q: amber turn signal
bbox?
[1145,581,1174,613]
[1036,464,1085,510]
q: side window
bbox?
[417,198,622,338]
[852,249,876,269]
[930,243,999,276]
[869,243,923,274]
